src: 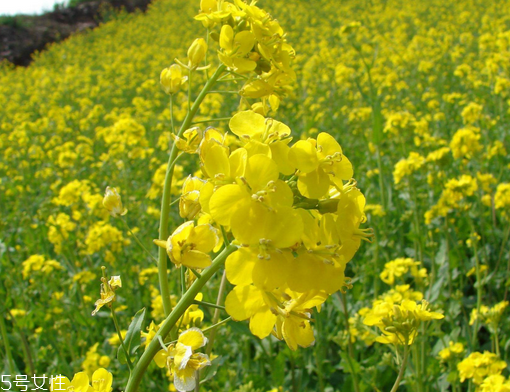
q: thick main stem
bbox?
[125,244,236,392]
[157,65,226,316]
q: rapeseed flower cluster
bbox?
[1,0,509,390]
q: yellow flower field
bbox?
[1,0,509,391]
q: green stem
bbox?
[18,329,35,375]
[205,270,227,357]
[471,241,483,349]
[121,218,157,263]
[125,244,236,392]
[203,317,231,333]
[390,343,410,392]
[191,117,231,125]
[494,328,501,357]
[0,313,15,374]
[180,267,186,298]
[194,300,225,311]
[170,94,175,135]
[337,292,360,392]
[157,65,226,317]
[111,304,133,371]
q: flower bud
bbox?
[160,64,187,95]
[103,186,127,218]
[188,38,208,68]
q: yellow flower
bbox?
[160,64,188,95]
[438,341,465,362]
[479,375,510,392]
[179,176,207,220]
[380,258,428,285]
[187,38,208,69]
[218,25,257,73]
[154,221,220,269]
[393,152,425,185]
[91,273,122,316]
[209,154,301,246]
[458,352,507,384]
[154,328,211,392]
[50,373,92,392]
[450,127,482,159]
[495,183,510,211]
[363,299,443,345]
[225,285,327,350]
[102,186,127,217]
[288,133,353,199]
[91,368,113,392]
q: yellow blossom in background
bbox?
[380,258,428,285]
[458,352,507,385]
[102,186,127,218]
[438,341,465,362]
[479,375,510,392]
[160,64,188,95]
[450,127,482,159]
[393,152,425,185]
[363,299,443,345]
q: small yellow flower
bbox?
[154,328,211,391]
[91,271,122,316]
[154,221,219,269]
[102,186,127,218]
[160,64,188,95]
[187,38,207,69]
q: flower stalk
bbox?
[125,243,236,392]
[157,64,226,316]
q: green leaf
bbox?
[118,308,145,364]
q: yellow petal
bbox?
[178,327,208,350]
[230,201,268,245]
[229,110,265,140]
[234,30,255,56]
[209,184,247,226]
[267,180,294,208]
[297,168,330,199]
[225,248,255,286]
[225,285,265,321]
[282,318,315,351]
[332,154,353,180]
[317,132,342,157]
[270,141,295,175]
[181,250,212,269]
[71,372,91,392]
[244,140,272,157]
[233,57,257,73]
[154,349,168,368]
[252,250,291,290]
[219,24,234,51]
[91,368,112,392]
[228,147,247,178]
[202,143,230,178]
[249,307,277,339]
[188,224,218,253]
[288,139,318,173]
[244,154,279,192]
[265,207,303,249]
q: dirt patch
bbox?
[0,0,151,66]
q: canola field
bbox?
[1,0,510,391]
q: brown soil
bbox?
[0,0,151,66]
